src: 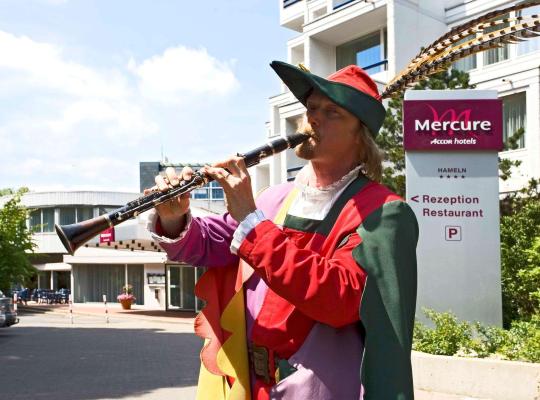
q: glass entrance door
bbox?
[167,264,197,311]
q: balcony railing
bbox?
[333,0,357,10]
[362,59,388,73]
[284,0,302,8]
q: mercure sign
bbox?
[404,99,503,150]
[404,90,502,327]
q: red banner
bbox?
[99,227,115,243]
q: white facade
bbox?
[0,190,214,310]
[256,0,539,192]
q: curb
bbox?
[18,305,196,325]
[412,351,540,400]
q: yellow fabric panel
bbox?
[274,187,299,226]
[196,350,230,400]
[216,288,251,400]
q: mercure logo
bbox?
[415,105,492,136]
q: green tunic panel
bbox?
[353,200,419,400]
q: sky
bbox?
[0,0,293,192]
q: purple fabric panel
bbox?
[244,182,294,336]
[245,275,268,337]
[158,182,293,269]
[270,322,364,400]
[158,212,239,268]
[255,182,295,222]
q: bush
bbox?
[413,309,540,363]
[500,195,540,326]
[413,309,472,356]
[499,316,540,363]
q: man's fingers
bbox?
[181,166,193,181]
[213,156,246,178]
[204,166,230,181]
[154,175,169,191]
[165,167,180,187]
[233,157,249,179]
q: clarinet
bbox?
[55,133,310,255]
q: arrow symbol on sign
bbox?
[411,195,419,202]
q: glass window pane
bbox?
[502,92,526,149]
[212,188,224,199]
[192,188,208,199]
[98,206,116,216]
[42,208,55,232]
[72,264,124,303]
[169,266,181,308]
[181,266,196,310]
[211,182,224,199]
[76,207,93,222]
[195,267,206,312]
[59,208,76,225]
[337,31,384,73]
[333,0,354,9]
[518,5,540,55]
[30,209,41,232]
[483,14,509,65]
[127,264,144,305]
[452,35,477,72]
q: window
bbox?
[99,206,117,216]
[42,208,54,232]
[210,181,224,200]
[59,207,76,225]
[336,31,387,74]
[452,35,477,72]
[333,0,355,9]
[517,4,540,55]
[76,207,93,222]
[502,92,526,149]
[192,187,208,199]
[192,182,224,200]
[283,0,301,8]
[29,208,55,233]
[483,14,509,66]
[30,210,41,232]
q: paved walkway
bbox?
[17,303,489,400]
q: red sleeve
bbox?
[237,220,366,328]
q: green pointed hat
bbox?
[270,61,386,136]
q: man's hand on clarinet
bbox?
[144,166,192,238]
[203,156,257,223]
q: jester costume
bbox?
[149,62,419,400]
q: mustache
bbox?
[298,123,319,140]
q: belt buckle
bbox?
[250,343,271,384]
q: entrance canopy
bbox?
[64,246,167,264]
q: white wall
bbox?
[388,0,447,77]
[144,263,166,310]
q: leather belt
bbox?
[247,341,297,384]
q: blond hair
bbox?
[357,123,383,182]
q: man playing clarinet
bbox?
[147,61,418,400]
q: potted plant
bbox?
[117,284,136,310]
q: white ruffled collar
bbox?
[294,164,362,195]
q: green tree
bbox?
[0,187,29,197]
[500,188,540,326]
[0,189,35,292]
